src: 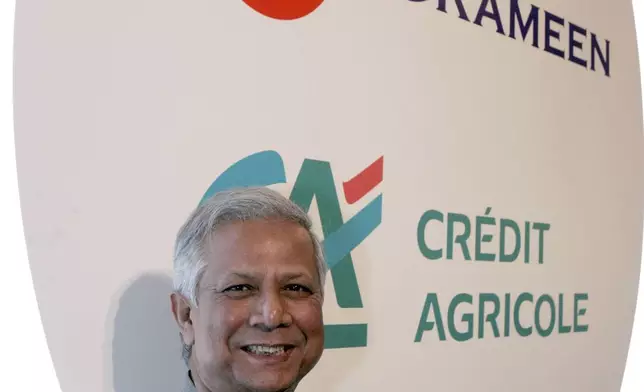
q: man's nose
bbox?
[250,289,292,331]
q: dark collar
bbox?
[183,370,197,392]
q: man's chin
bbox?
[235,370,299,392]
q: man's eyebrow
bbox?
[229,271,314,281]
[281,271,318,283]
[227,271,258,281]
[203,271,316,288]
[200,272,258,291]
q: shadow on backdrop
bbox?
[109,273,185,392]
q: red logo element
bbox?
[343,157,384,204]
[242,0,325,20]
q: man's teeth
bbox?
[245,345,286,355]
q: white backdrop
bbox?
[1,1,644,392]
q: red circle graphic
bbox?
[242,0,325,20]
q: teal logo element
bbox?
[201,150,384,349]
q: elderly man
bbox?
[170,187,327,392]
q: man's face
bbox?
[183,219,324,392]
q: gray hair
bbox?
[173,186,327,305]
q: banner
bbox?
[13,0,643,391]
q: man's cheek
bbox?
[193,310,223,349]
[294,305,324,332]
[216,303,249,328]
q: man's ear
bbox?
[171,292,195,346]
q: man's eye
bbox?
[224,284,253,292]
[285,284,312,293]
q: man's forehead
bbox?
[200,261,317,286]
[207,219,310,245]
[222,270,314,281]
[200,219,317,274]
